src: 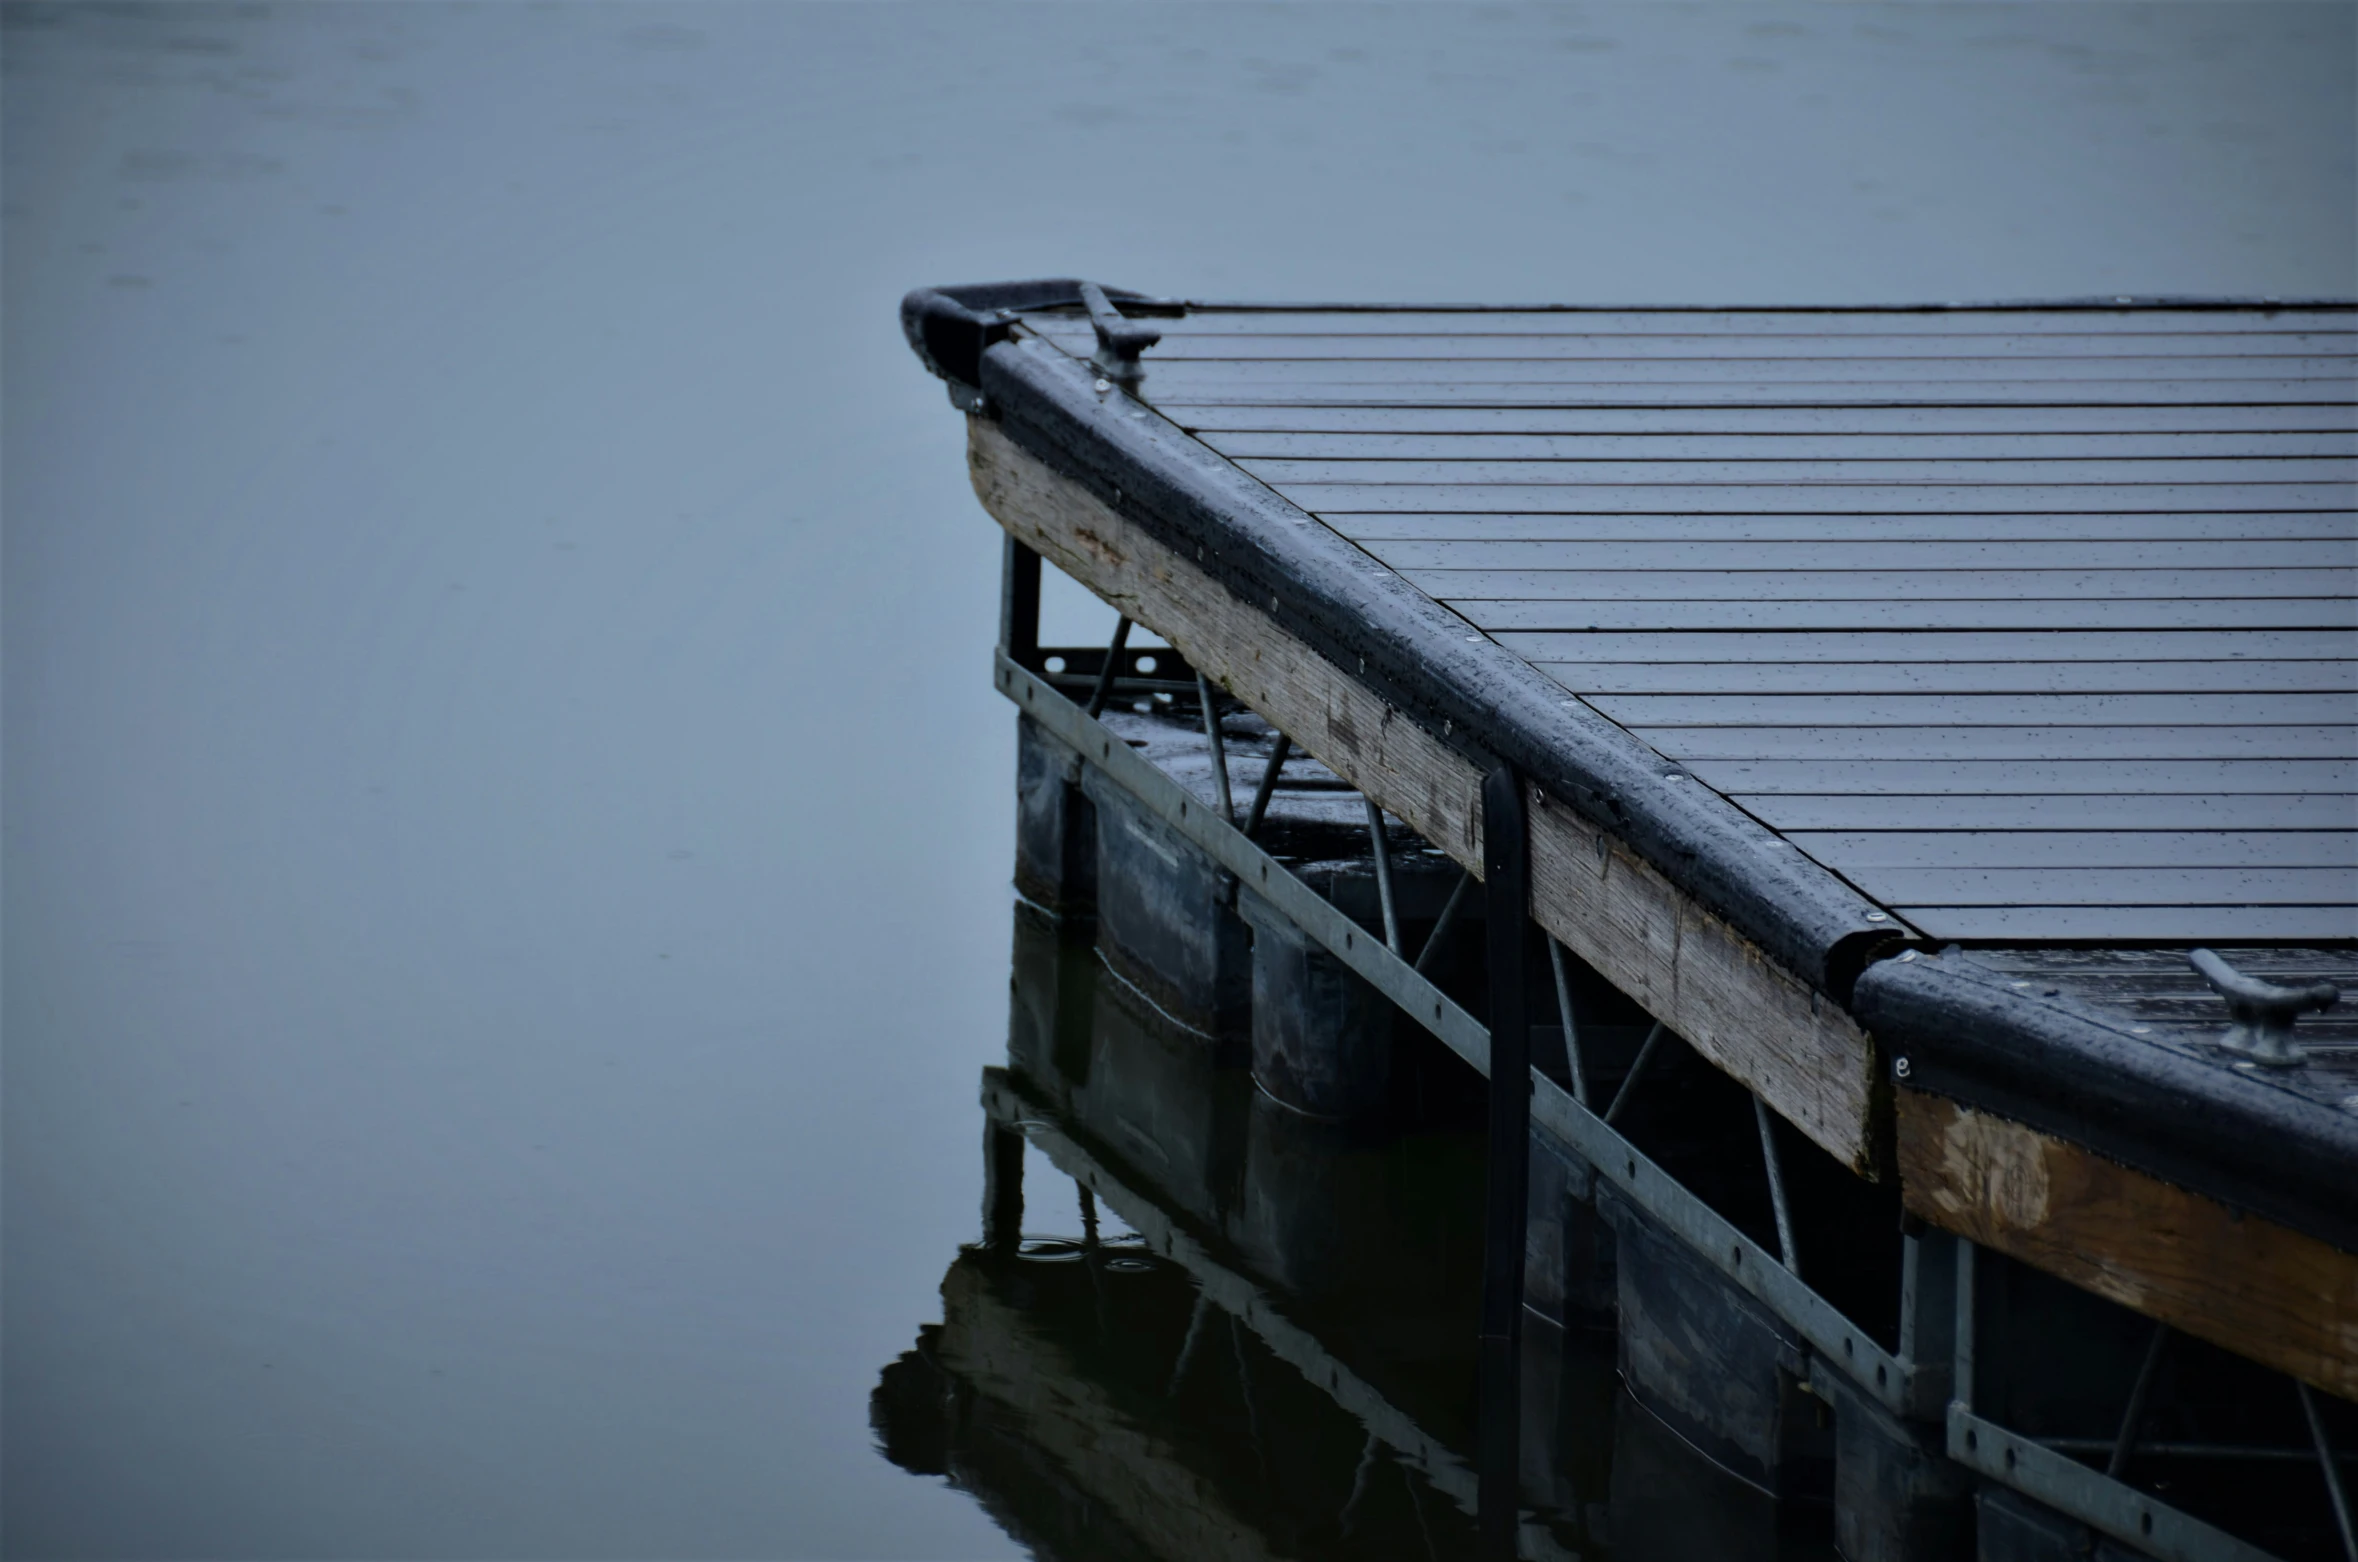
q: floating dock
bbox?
[893,281,2358,1561]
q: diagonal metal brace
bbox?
[2189,948,2340,1069]
[1080,281,1161,379]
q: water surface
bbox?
[5,4,2350,1557]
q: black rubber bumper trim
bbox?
[900,280,1169,390]
[1855,951,2358,1255]
[1138,294,2356,316]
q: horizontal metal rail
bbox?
[1036,670,1200,695]
[2044,1437,2358,1464]
[1001,653,1492,1074]
[1529,1073,1925,1420]
[1949,1405,2280,1562]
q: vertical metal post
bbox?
[1413,869,1474,976]
[1955,1238,1978,1413]
[1753,1095,1800,1278]
[1338,1432,1382,1536]
[1166,1292,1212,1396]
[1230,1313,1270,1482]
[1899,1229,1958,1392]
[982,1122,1025,1254]
[1244,733,1291,839]
[1085,616,1132,718]
[1603,1020,1667,1126]
[2298,1381,2358,1562]
[1478,764,1531,1562]
[1196,673,1235,825]
[1000,535,1041,666]
[2106,1322,2171,1479]
[1366,799,1403,956]
[1546,938,1589,1108]
[1402,1464,1442,1562]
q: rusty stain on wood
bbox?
[1897,1088,2358,1400]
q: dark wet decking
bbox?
[1035,306,2358,943]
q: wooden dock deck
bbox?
[903,281,2357,1561]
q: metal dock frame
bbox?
[994,631,2319,1562]
[975,1068,1583,1562]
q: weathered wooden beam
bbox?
[1526,787,1880,1172]
[1896,1088,2358,1401]
[968,417,1881,1172]
[970,417,1487,864]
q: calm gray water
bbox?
[5,4,2351,1557]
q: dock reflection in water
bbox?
[875,902,1832,1562]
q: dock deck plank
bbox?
[1165,403,2358,434]
[1067,301,2358,947]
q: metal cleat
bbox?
[1079,280,1160,384]
[2188,948,2340,1068]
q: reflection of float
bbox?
[873,1051,1494,1561]
[871,908,1851,1560]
